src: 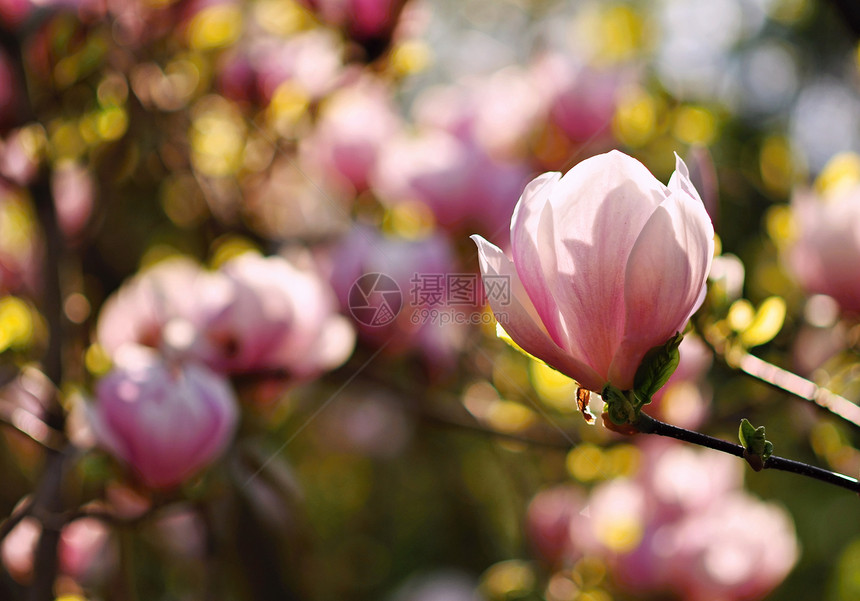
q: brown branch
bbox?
[635,412,860,494]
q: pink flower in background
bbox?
[473,150,714,393]
[52,160,95,241]
[0,128,40,185]
[657,492,799,601]
[96,257,217,357]
[373,128,528,236]
[91,346,239,489]
[218,252,355,378]
[96,253,354,381]
[788,185,860,314]
[59,517,118,585]
[299,0,405,41]
[525,486,587,567]
[329,226,467,367]
[251,30,344,102]
[299,76,402,193]
[412,66,548,159]
[533,53,627,146]
[608,440,797,601]
[543,439,799,600]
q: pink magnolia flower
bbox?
[412,66,548,160]
[59,517,118,585]
[299,76,402,193]
[532,53,627,146]
[473,150,714,393]
[251,31,343,103]
[372,127,528,236]
[579,439,798,600]
[91,346,239,489]
[217,252,355,378]
[788,185,860,314]
[328,225,466,367]
[525,485,587,567]
[96,253,355,382]
[52,160,95,241]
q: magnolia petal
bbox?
[472,235,604,391]
[545,151,669,378]
[510,171,570,348]
[609,192,714,388]
[667,152,704,205]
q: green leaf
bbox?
[739,418,773,470]
[633,332,683,405]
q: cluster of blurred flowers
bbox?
[527,438,799,601]
[90,252,354,488]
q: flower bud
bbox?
[91,346,239,489]
[473,150,714,393]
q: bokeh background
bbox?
[3,0,860,599]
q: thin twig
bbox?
[636,412,860,494]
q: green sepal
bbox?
[632,332,683,406]
[602,384,638,425]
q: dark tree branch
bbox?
[635,412,860,494]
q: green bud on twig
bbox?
[739,418,774,471]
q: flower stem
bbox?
[635,412,860,494]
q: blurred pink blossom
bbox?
[0,128,40,185]
[300,76,402,193]
[532,53,627,146]
[251,30,344,102]
[3,513,118,586]
[52,160,95,241]
[655,492,799,601]
[373,128,528,236]
[59,517,118,585]
[788,185,860,314]
[0,516,38,584]
[567,439,798,600]
[218,252,355,378]
[91,345,239,489]
[473,150,714,393]
[96,253,355,382]
[299,0,405,41]
[525,485,587,567]
[329,225,468,368]
[0,0,31,27]
[412,66,548,160]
